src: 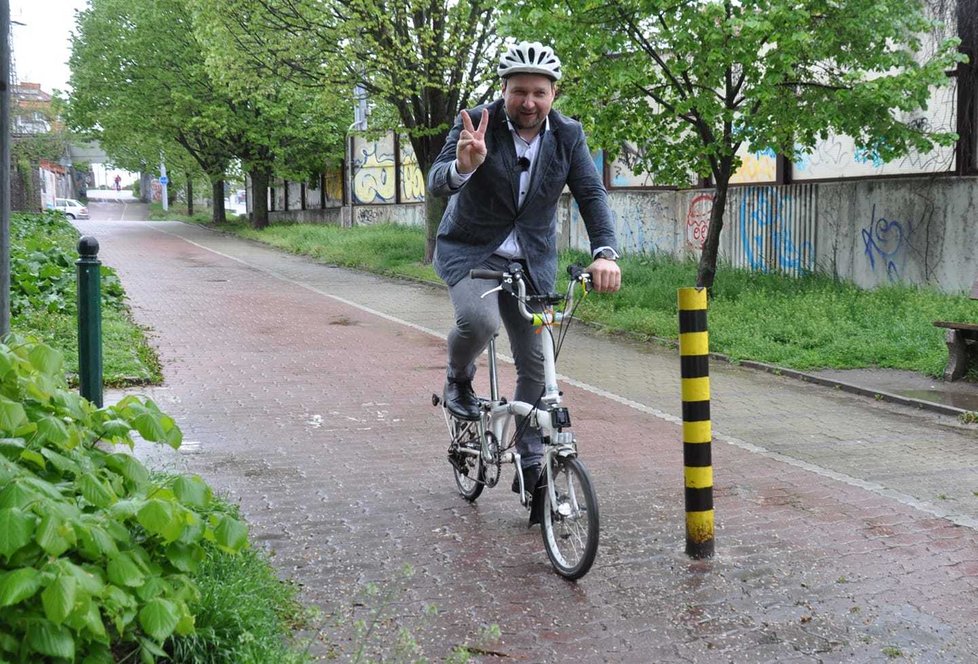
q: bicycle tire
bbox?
[449,417,484,501]
[541,456,599,579]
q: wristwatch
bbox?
[594,248,618,261]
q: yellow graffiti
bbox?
[401,162,425,202]
[399,139,426,202]
[730,152,777,184]
[353,141,396,204]
[324,169,343,202]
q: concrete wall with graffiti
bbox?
[265,132,424,225]
[351,132,425,206]
[561,175,978,293]
[817,177,977,292]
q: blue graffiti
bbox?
[861,205,907,281]
[854,146,885,168]
[738,187,814,274]
[619,215,646,254]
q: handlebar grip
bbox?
[567,264,587,281]
[470,269,506,281]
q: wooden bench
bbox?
[933,278,978,381]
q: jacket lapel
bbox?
[519,120,556,213]
[490,108,520,210]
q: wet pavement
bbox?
[77,204,978,662]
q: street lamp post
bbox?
[1,0,12,336]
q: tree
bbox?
[68,0,239,223]
[503,0,965,287]
[189,0,500,260]
[189,1,353,229]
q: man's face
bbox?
[502,74,556,132]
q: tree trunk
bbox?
[411,133,448,265]
[186,176,193,216]
[250,169,270,229]
[424,193,447,264]
[140,171,152,203]
[696,174,731,289]
[212,179,226,224]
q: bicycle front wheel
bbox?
[541,456,599,580]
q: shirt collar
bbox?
[504,115,550,142]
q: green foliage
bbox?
[0,336,250,662]
[9,212,161,386]
[189,0,496,147]
[9,212,124,318]
[10,129,70,167]
[503,0,963,184]
[501,0,964,285]
[67,0,233,187]
[167,544,312,664]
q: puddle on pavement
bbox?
[808,368,978,414]
[895,389,978,412]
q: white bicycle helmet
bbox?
[497,41,562,81]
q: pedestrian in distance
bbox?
[427,39,622,506]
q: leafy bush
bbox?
[10,212,124,318]
[9,211,159,386]
[0,336,249,662]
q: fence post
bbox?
[678,287,714,558]
[76,236,103,407]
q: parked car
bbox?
[53,198,89,220]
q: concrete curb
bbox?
[736,359,970,418]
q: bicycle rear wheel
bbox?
[449,417,484,501]
[541,456,599,579]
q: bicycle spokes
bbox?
[542,457,599,580]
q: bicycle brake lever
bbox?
[480,285,504,299]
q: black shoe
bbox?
[511,463,542,496]
[528,483,547,527]
[510,464,546,527]
[443,379,480,421]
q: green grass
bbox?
[14,307,161,386]
[149,201,246,224]
[559,249,973,376]
[168,543,313,663]
[229,218,441,284]
[202,220,973,379]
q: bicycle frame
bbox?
[441,265,600,578]
[473,271,586,501]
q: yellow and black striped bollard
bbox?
[678,287,714,558]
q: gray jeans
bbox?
[447,255,545,467]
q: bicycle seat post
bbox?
[487,334,500,403]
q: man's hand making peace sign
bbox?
[456,109,490,175]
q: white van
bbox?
[53,198,90,220]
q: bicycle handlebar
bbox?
[469,265,590,324]
[470,269,506,281]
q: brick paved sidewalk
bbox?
[80,217,978,663]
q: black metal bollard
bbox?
[76,236,103,407]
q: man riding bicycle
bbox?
[427,39,622,514]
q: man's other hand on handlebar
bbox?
[586,257,622,293]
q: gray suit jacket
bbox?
[428,98,617,293]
